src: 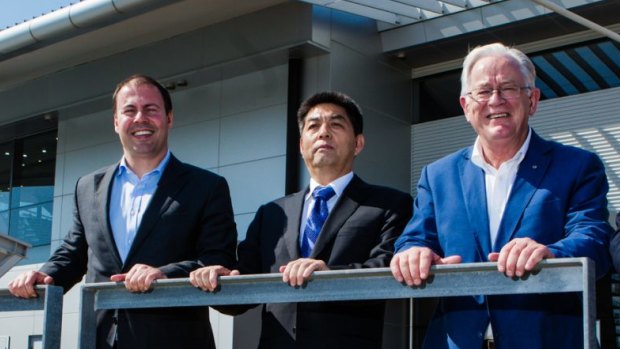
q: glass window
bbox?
[0,128,57,263]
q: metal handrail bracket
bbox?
[0,285,63,349]
[79,257,595,348]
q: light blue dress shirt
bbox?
[109,151,171,262]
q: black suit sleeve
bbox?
[40,177,89,293]
[213,205,269,316]
[236,204,269,275]
[610,212,620,273]
[328,190,413,270]
[158,175,238,277]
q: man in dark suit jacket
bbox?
[9,74,237,349]
[190,91,412,349]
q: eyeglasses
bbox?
[466,86,531,102]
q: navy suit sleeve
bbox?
[546,152,612,278]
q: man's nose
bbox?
[318,124,331,138]
[487,89,506,105]
[133,111,148,122]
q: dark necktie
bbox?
[301,186,336,258]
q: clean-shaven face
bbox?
[114,83,172,161]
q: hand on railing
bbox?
[8,270,54,298]
[190,265,239,292]
[390,247,461,286]
[488,237,555,278]
[279,258,329,287]
[110,263,166,293]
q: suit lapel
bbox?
[97,164,123,268]
[495,132,550,249]
[283,189,307,259]
[459,149,492,259]
[311,176,364,258]
[124,155,185,265]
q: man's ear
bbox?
[459,96,470,122]
[354,134,365,156]
[528,88,541,116]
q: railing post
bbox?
[583,258,597,348]
[79,286,97,349]
[41,285,63,349]
[0,285,63,349]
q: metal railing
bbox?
[0,285,63,349]
[0,233,29,278]
[79,257,596,349]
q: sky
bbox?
[0,0,74,29]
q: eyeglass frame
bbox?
[465,85,532,102]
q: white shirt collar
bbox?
[471,128,532,170]
[307,172,354,200]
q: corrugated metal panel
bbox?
[411,116,474,192]
[411,86,620,213]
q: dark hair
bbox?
[296,91,363,135]
[112,74,172,116]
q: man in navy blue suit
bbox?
[391,43,612,349]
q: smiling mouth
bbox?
[488,113,509,120]
[132,130,154,136]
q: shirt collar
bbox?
[117,150,172,178]
[471,128,531,170]
[307,172,354,200]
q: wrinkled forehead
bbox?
[305,103,349,121]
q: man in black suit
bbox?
[9,74,237,349]
[190,91,412,349]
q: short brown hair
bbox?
[112,74,172,116]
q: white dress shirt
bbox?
[471,129,531,247]
[470,129,531,339]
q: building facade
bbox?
[0,0,618,348]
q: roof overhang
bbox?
[302,0,619,70]
[0,0,287,90]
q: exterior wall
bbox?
[0,3,301,347]
[0,62,289,349]
[296,8,413,349]
[301,7,412,193]
[0,3,414,349]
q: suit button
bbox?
[477,332,483,339]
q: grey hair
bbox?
[460,43,536,96]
